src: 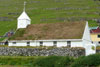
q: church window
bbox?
[98,41,100,44]
[53,41,57,46]
[67,41,71,47]
[27,42,30,46]
[40,41,43,46]
[13,42,16,44]
[27,42,30,44]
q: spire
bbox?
[23,1,26,12]
[18,1,31,20]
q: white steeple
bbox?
[23,1,26,12]
[17,1,31,29]
[18,11,31,20]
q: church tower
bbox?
[17,2,31,29]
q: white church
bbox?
[8,3,93,48]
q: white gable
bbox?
[82,21,92,45]
[18,11,31,20]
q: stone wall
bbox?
[0,47,85,57]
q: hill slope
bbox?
[0,0,99,36]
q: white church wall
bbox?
[17,11,31,29]
[9,42,15,46]
[82,21,92,47]
[42,41,53,46]
[30,41,40,46]
[17,20,27,29]
[30,42,36,46]
[32,41,54,46]
[26,19,31,25]
[71,41,83,47]
[9,42,27,46]
[8,40,84,48]
[85,44,96,56]
[57,41,67,47]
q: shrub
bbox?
[9,29,25,40]
[92,46,95,50]
[0,56,36,66]
[32,56,74,67]
[33,56,62,67]
[71,54,100,67]
[55,56,74,67]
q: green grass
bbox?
[0,37,7,42]
[88,20,98,27]
[71,54,100,67]
[0,45,85,50]
[0,54,99,67]
[0,56,74,67]
[0,65,27,67]
[0,56,41,67]
[0,0,99,36]
[9,29,25,40]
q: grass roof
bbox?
[9,21,86,40]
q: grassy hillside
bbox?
[0,0,99,36]
[0,54,99,67]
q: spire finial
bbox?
[23,1,26,12]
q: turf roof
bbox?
[9,21,86,40]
